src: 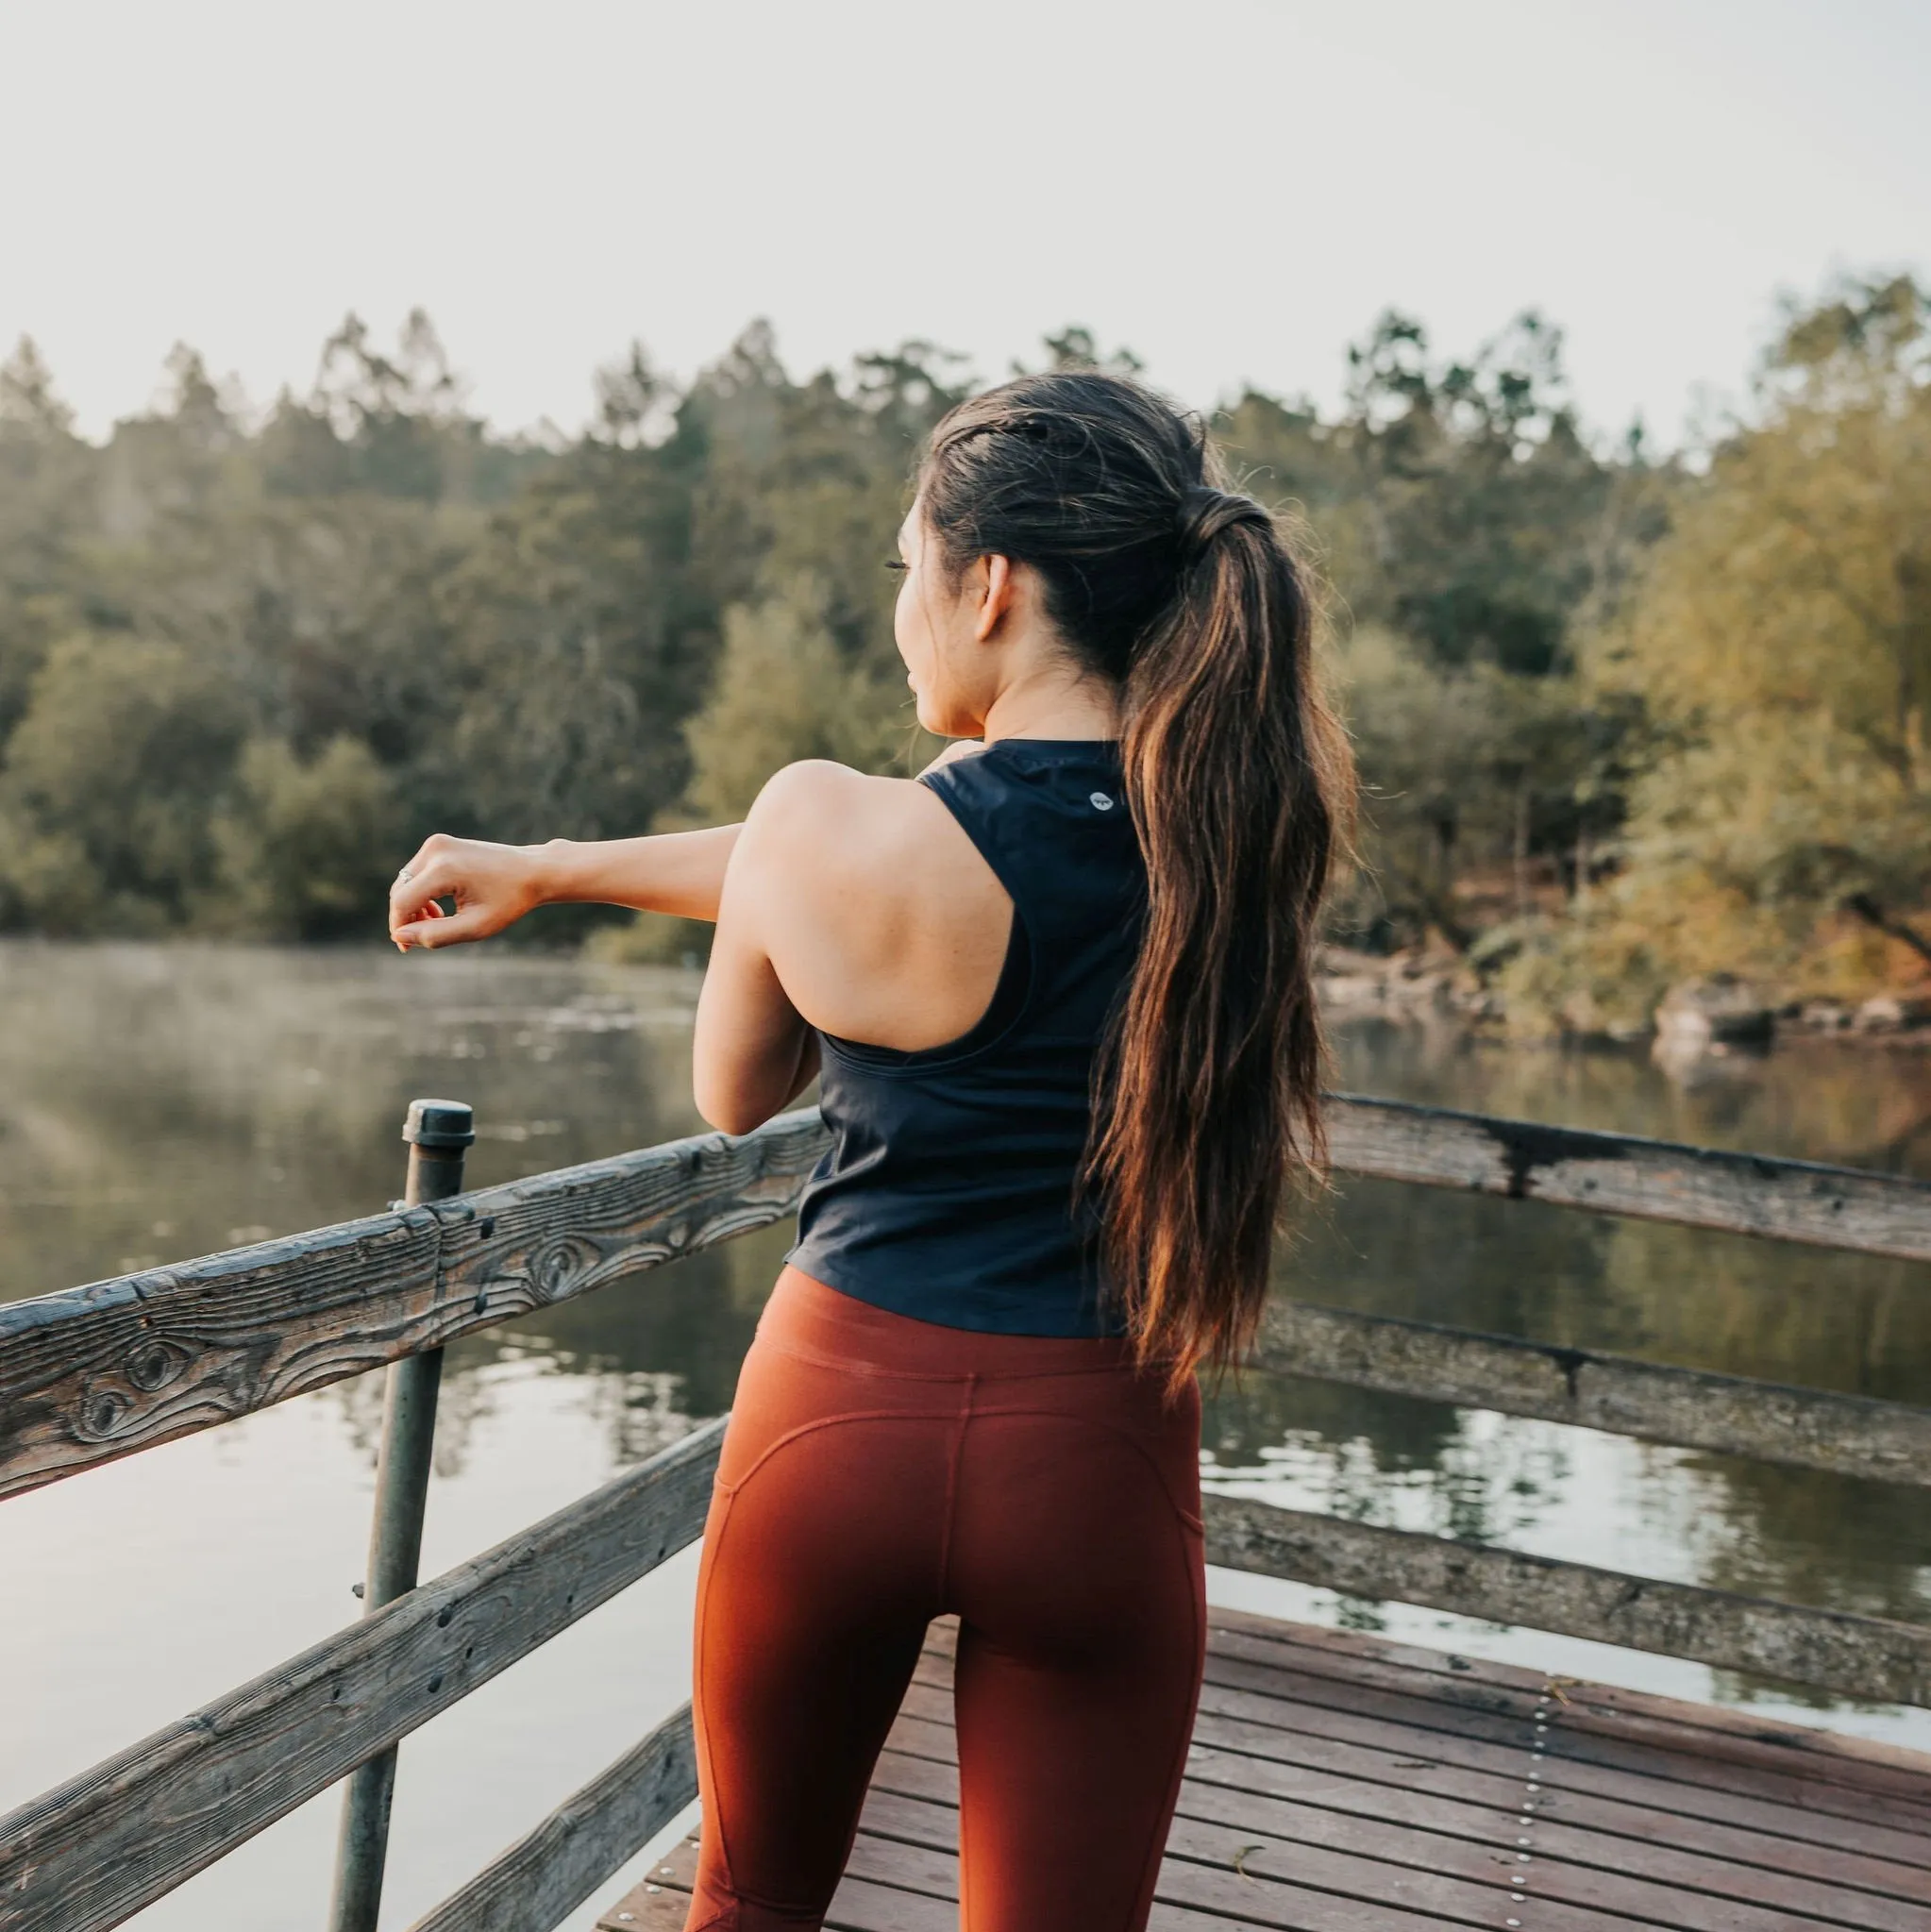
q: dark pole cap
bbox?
[404,1099,476,1150]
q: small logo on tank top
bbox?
[1089,791,1115,811]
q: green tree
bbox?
[1571,274,1931,1003]
[0,339,94,741]
[0,633,244,932]
[214,735,402,938]
[683,578,916,824]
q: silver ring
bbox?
[395,866,414,884]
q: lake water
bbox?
[4,940,1929,1930]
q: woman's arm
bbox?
[389,825,741,950]
[691,778,817,1134]
[387,745,976,950]
[692,764,879,1134]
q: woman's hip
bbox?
[711,1266,1201,1517]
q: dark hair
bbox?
[917,370,1355,1393]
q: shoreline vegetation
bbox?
[1316,945,1931,1059]
[2,278,1925,1043]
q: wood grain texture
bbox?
[1203,1492,1931,1707]
[1178,1687,1931,1872]
[407,1705,697,1932]
[1194,1650,1931,1862]
[0,1110,827,1501]
[11,1093,1928,1506]
[601,1613,1931,1932]
[604,1828,1490,1932]
[0,1419,723,1932]
[1202,1621,1931,1823]
[604,1851,959,1932]
[918,1623,1931,1850]
[870,1674,1931,1907]
[1327,1091,1931,1260]
[911,1640,1931,1865]
[1213,1609,1931,1796]
[855,1772,1788,1932]
[1257,1301,1931,1487]
[1170,1747,1929,1924]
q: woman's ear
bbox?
[975,554,1016,643]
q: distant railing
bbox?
[3,1094,1929,1932]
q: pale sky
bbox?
[5,0,1926,447]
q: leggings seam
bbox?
[699,1485,875,1925]
[714,1406,964,1497]
[936,1372,977,1604]
[933,1403,1204,1533]
[718,1405,1200,1530]
[1123,1506,1207,1929]
[692,1483,739,1910]
[749,1330,1167,1384]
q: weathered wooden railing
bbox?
[4,1093,1929,1932]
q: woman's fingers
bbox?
[388,834,541,949]
[395,901,494,950]
[392,901,447,951]
[389,848,452,929]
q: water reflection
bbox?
[0,939,713,1302]
[1205,1016,1931,1706]
[6,943,1931,1834]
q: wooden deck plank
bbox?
[891,1684,1931,1893]
[600,1840,958,1932]
[1162,1817,1668,1932]
[1191,1669,1931,1861]
[1179,1716,1931,1903]
[1173,1745,1931,1913]
[856,1744,1928,1932]
[854,1788,1650,1932]
[1204,1622,1931,1816]
[1196,1640,1931,1839]
[904,1664,1931,1875]
[1210,1610,1931,1795]
[1167,1767,1929,1930]
[1183,1685,1931,1869]
[608,1826,1499,1932]
[943,1608,1931,1822]
[605,1606,1931,1932]
[855,1778,1708,1932]
[853,1754,1931,1931]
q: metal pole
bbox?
[327,1098,475,1932]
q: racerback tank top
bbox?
[785,737,1147,1336]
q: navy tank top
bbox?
[786,738,1146,1336]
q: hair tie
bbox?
[1174,484,1271,563]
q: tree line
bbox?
[0,278,1923,1024]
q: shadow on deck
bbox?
[603,1606,1931,1932]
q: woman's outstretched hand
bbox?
[389,833,547,951]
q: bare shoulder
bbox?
[738,758,974,889]
[728,756,1010,1049]
[743,758,905,835]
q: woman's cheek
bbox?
[892,578,921,666]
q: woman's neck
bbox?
[977,665,1120,745]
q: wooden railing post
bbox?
[327,1099,474,1932]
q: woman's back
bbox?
[787,735,1145,1336]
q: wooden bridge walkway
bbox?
[604,1609,1931,1932]
[9,1095,1931,1932]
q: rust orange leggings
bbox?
[684,1266,1206,1931]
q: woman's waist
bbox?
[755,1264,1163,1386]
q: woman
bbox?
[388,371,1352,1932]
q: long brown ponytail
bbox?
[917,372,1355,1391]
